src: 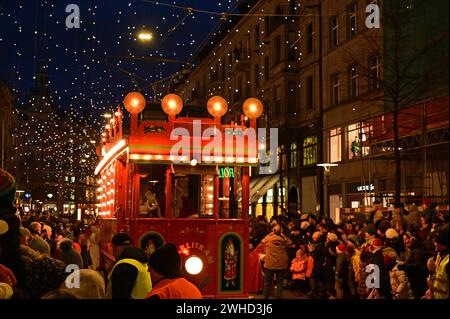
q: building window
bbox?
[305,76,313,110]
[347,122,371,159]
[65,176,69,183]
[274,85,282,116]
[330,16,339,49]
[70,176,76,184]
[330,73,340,106]
[254,64,259,87]
[290,142,297,168]
[349,65,359,99]
[302,136,317,166]
[255,24,260,48]
[329,128,342,162]
[369,54,381,91]
[348,2,358,39]
[306,23,313,54]
[287,82,297,115]
[274,36,281,65]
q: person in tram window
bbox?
[105,233,152,299]
[145,191,161,218]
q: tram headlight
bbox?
[185,256,203,275]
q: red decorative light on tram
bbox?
[124,91,146,114]
[242,98,263,119]
[207,96,228,118]
[161,94,183,116]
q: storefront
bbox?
[346,181,376,208]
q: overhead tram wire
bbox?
[140,0,349,17]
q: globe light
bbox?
[124,92,146,114]
[161,94,183,116]
[207,96,228,118]
[242,98,263,119]
[185,256,203,275]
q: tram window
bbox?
[219,167,242,219]
[138,164,166,218]
[174,175,199,218]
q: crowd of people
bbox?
[0,169,201,299]
[249,200,449,299]
[1,167,448,300]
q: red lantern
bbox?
[124,92,146,114]
[207,96,228,118]
[242,98,263,119]
[161,94,183,116]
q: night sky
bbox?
[0,0,240,125]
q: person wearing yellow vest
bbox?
[430,228,449,299]
[145,243,202,299]
[106,233,152,299]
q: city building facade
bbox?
[171,0,449,220]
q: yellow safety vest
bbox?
[432,253,449,299]
[107,258,152,299]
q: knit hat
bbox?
[365,224,377,236]
[347,234,358,245]
[111,232,132,246]
[434,228,449,247]
[327,232,338,242]
[148,243,182,278]
[372,238,384,249]
[60,269,105,299]
[0,169,16,208]
[336,244,346,254]
[0,283,13,299]
[385,228,399,239]
[59,238,75,252]
[28,256,67,298]
[0,219,8,235]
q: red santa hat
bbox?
[336,244,346,254]
[372,238,384,249]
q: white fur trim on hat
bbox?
[385,228,399,239]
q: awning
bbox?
[250,175,279,203]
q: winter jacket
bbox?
[290,256,308,280]
[389,262,414,299]
[261,232,292,270]
[372,249,392,299]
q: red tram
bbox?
[95,92,264,298]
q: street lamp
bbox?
[137,31,153,42]
[317,163,339,218]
